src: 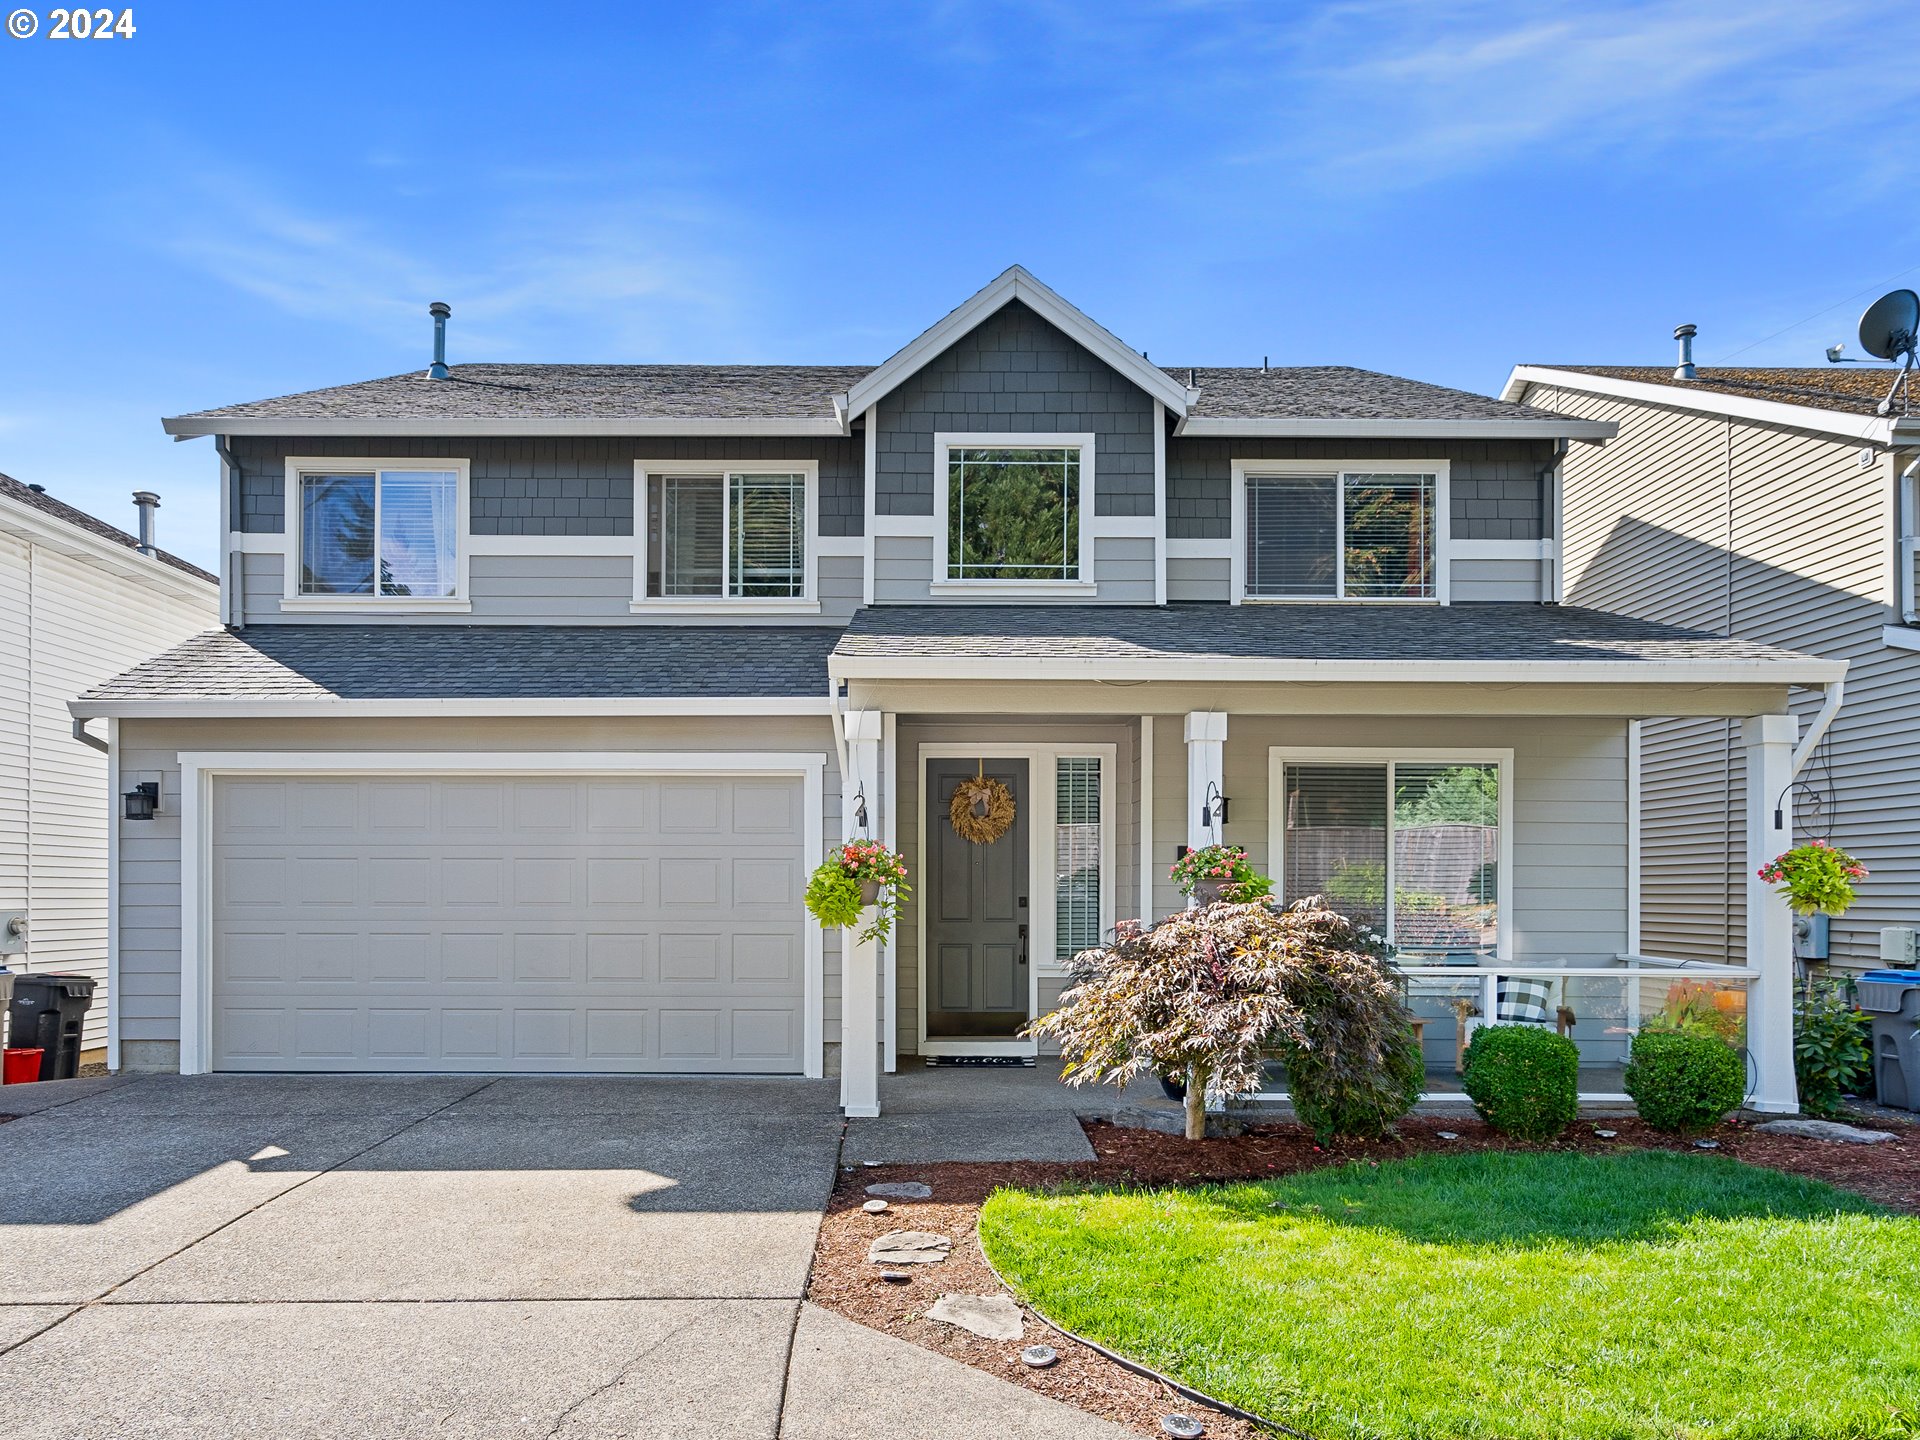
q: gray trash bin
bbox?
[1857,969,1920,1110]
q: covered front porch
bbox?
[825,604,1844,1119]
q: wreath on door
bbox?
[949,763,1016,845]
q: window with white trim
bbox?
[644,469,808,600]
[298,467,461,598]
[1278,759,1500,955]
[1900,466,1920,625]
[1245,470,1437,599]
[945,445,1082,581]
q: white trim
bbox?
[0,490,216,605]
[867,513,935,537]
[169,416,850,439]
[927,580,1096,598]
[1626,720,1642,957]
[631,459,818,610]
[816,535,865,558]
[1165,537,1231,560]
[1267,746,1515,962]
[284,457,472,608]
[844,266,1189,418]
[74,696,836,719]
[464,534,638,557]
[228,532,289,553]
[862,405,878,607]
[1883,624,1920,652]
[1137,715,1154,927]
[1451,538,1557,562]
[934,432,1095,589]
[1086,515,1163,540]
[1229,458,1451,605]
[1152,399,1168,605]
[882,711,898,1074]
[1503,365,1919,446]
[913,741,1118,1058]
[105,717,120,1073]
[1897,456,1920,623]
[175,750,830,1078]
[1177,417,1617,440]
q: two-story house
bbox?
[72,268,1836,1116]
[1504,351,1920,986]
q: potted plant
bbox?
[1757,839,1868,916]
[1170,843,1273,907]
[804,839,910,945]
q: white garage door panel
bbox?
[209,775,808,1073]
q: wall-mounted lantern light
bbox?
[1198,781,1229,831]
[123,781,159,821]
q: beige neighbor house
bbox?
[1,474,218,1052]
[1503,352,1920,985]
[71,269,1837,1114]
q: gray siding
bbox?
[873,300,1157,518]
[1452,556,1547,601]
[229,434,864,538]
[1166,437,1555,541]
[1167,555,1229,603]
[113,715,843,1062]
[1545,380,1915,971]
[241,550,861,626]
[1092,537,1156,603]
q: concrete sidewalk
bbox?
[0,1073,1154,1438]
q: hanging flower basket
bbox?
[1169,843,1273,906]
[1758,839,1867,916]
[805,839,910,944]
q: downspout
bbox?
[71,717,108,755]
[213,436,243,628]
[827,680,851,841]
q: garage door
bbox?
[208,773,809,1073]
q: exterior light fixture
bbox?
[1198,781,1229,830]
[123,782,159,821]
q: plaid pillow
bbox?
[1495,976,1554,1026]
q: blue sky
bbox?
[2,0,1916,568]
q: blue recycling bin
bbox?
[1858,969,1920,1111]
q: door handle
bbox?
[1017,922,1028,967]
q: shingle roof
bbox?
[80,625,841,703]
[1170,366,1576,423]
[166,362,1581,429]
[1537,365,1910,419]
[832,603,1823,669]
[170,364,876,425]
[0,472,216,584]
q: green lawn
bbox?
[979,1151,1920,1440]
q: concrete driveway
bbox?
[0,1073,1140,1439]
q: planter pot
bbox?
[858,879,884,907]
[1158,1072,1187,1103]
[1190,879,1231,907]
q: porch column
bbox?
[1184,711,1227,851]
[1744,712,1798,1113]
[841,709,883,1118]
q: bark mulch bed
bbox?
[808,1112,1920,1439]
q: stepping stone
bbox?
[862,1198,890,1214]
[868,1230,952,1265]
[866,1181,932,1199]
[927,1292,1024,1341]
[1755,1118,1898,1145]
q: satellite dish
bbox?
[1858,289,1920,414]
[1859,290,1919,360]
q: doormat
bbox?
[923,1055,1036,1068]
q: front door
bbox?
[925,758,1029,1039]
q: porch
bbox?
[825,603,1845,1120]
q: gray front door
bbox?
[925,758,1029,1039]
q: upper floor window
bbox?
[637,462,816,609]
[1234,463,1443,602]
[1900,466,1920,625]
[296,465,462,599]
[935,433,1094,590]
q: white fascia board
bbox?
[842,266,1189,418]
[70,695,837,720]
[0,493,217,604]
[1173,416,1617,440]
[827,654,1847,686]
[164,416,847,439]
[1503,365,1911,445]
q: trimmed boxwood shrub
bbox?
[1461,1024,1579,1140]
[1624,1029,1746,1133]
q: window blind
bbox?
[377,470,459,597]
[1055,757,1102,961]
[1246,474,1337,597]
[730,472,805,597]
[1282,764,1388,930]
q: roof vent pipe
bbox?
[1673,323,1698,380]
[132,490,159,555]
[428,301,452,380]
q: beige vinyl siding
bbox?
[1544,379,1915,969]
[0,535,216,1048]
[1151,713,1630,963]
[112,716,842,1058]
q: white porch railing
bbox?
[1251,955,1756,1104]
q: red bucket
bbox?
[2,1048,44,1085]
